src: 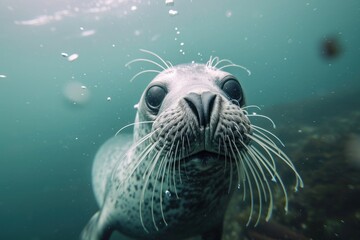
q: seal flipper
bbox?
[80,211,113,240]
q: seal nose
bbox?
[184,91,216,127]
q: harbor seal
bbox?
[81,50,303,240]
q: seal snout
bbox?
[184,91,216,128]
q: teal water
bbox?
[0,0,359,239]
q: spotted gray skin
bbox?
[81,63,253,240]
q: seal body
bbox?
[81,62,302,240]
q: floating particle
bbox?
[107,97,111,102]
[180,42,184,46]
[165,190,172,198]
[80,26,84,30]
[67,53,79,62]
[81,85,87,89]
[134,30,141,36]
[61,52,68,57]
[0,74,6,78]
[131,5,137,11]
[169,9,178,16]
[225,10,232,18]
[176,31,180,35]
[81,29,96,37]
[63,81,90,105]
[165,0,175,6]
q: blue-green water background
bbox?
[0,0,359,239]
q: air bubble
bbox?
[165,190,172,198]
[165,0,175,6]
[67,53,79,62]
[225,10,232,18]
[168,9,178,16]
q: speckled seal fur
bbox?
[80,52,303,240]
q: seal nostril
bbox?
[184,92,216,127]
[184,93,203,126]
[201,91,216,126]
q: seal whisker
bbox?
[151,149,169,230]
[115,120,154,136]
[245,143,277,183]
[246,113,276,129]
[126,58,166,71]
[206,56,212,67]
[240,154,254,226]
[246,140,293,213]
[159,154,170,226]
[127,143,154,179]
[247,145,274,221]
[143,125,174,180]
[112,131,156,182]
[234,124,275,176]
[172,138,181,199]
[139,49,171,69]
[218,63,251,76]
[139,151,157,233]
[166,151,174,193]
[151,153,163,231]
[226,135,234,194]
[242,151,264,226]
[233,144,247,201]
[206,56,218,68]
[242,105,262,111]
[213,58,237,69]
[183,134,191,179]
[166,60,173,68]
[140,144,165,232]
[242,146,270,203]
[251,132,278,173]
[251,124,285,147]
[247,133,303,190]
[230,140,245,191]
[229,136,242,190]
[221,136,228,173]
[178,135,185,185]
[142,143,162,181]
[129,69,162,82]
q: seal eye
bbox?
[221,78,244,104]
[145,85,167,112]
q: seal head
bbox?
[135,63,251,160]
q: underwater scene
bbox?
[0,0,359,239]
